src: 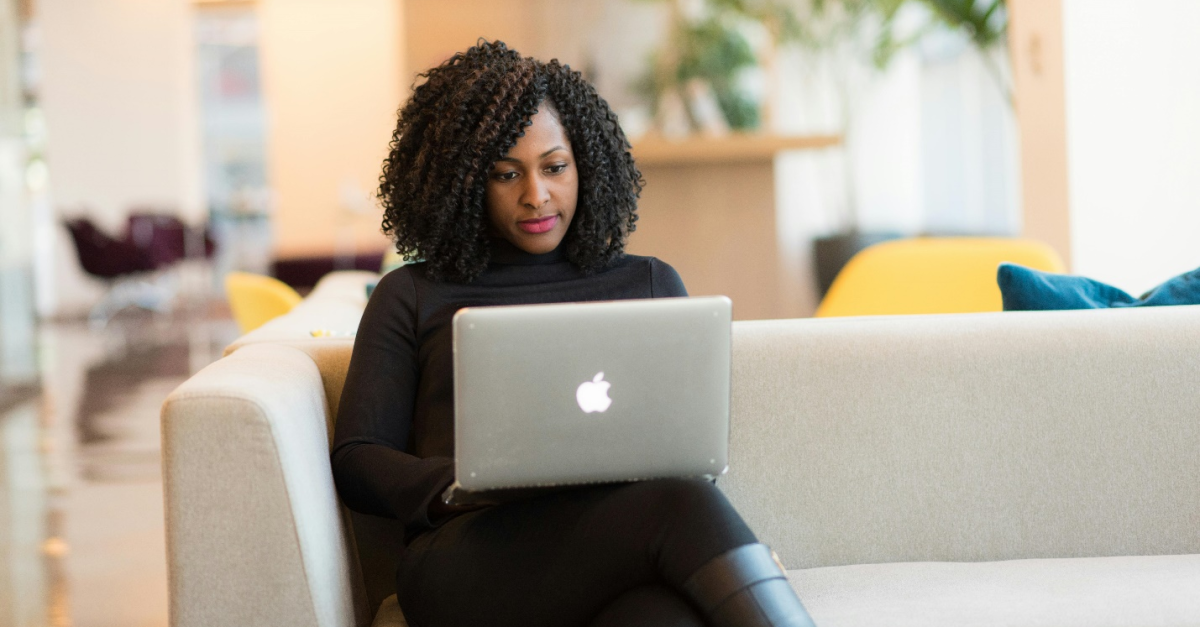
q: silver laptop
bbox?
[445,296,732,504]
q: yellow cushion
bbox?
[815,237,1066,318]
[225,272,304,333]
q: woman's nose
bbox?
[521,174,550,209]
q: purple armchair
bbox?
[64,214,216,326]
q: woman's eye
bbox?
[546,163,568,174]
[493,171,518,181]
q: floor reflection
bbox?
[1,305,237,627]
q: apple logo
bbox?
[576,372,613,413]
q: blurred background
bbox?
[1,0,1198,624]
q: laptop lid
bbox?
[452,296,731,493]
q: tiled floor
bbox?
[1,306,238,627]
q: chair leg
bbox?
[88,273,179,328]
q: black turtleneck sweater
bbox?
[330,240,687,536]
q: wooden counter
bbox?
[626,133,843,321]
[631,133,842,166]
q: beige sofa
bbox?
[162,271,1200,627]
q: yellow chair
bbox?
[815,237,1066,317]
[224,271,303,334]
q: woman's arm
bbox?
[331,269,455,529]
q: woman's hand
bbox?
[428,498,481,519]
[427,486,488,523]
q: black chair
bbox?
[63,217,186,326]
[64,218,158,278]
[125,212,216,268]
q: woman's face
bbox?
[485,105,578,255]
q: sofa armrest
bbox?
[161,343,367,627]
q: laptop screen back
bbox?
[452,296,731,492]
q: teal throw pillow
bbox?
[998,263,1200,311]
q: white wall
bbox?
[919,42,1019,236]
[257,0,401,258]
[38,0,201,316]
[847,48,927,233]
[1063,0,1200,294]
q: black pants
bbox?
[396,478,758,627]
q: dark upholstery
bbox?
[65,215,216,282]
[126,213,217,267]
[64,218,158,279]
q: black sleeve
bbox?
[650,258,688,298]
[330,269,454,529]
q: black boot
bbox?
[682,543,816,627]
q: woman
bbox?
[332,41,815,627]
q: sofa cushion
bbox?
[371,555,1200,627]
[793,554,1200,627]
[371,594,406,627]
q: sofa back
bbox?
[285,303,1200,572]
[720,305,1200,568]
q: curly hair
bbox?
[378,40,643,283]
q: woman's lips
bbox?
[517,215,558,234]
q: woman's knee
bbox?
[621,479,758,581]
[630,478,740,524]
[588,584,706,627]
